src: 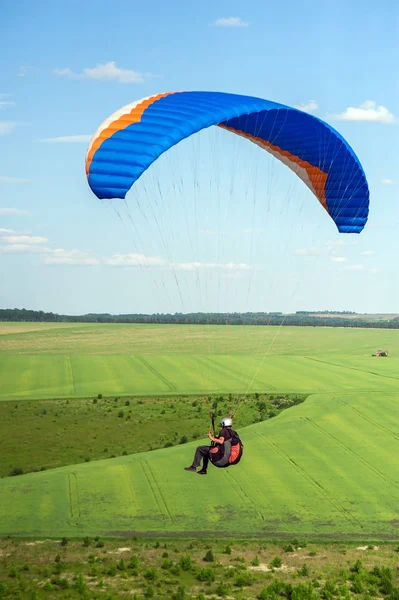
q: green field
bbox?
[1,391,399,539]
[1,322,399,399]
[1,321,399,541]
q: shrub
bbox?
[284,544,295,553]
[224,545,232,555]
[164,442,173,448]
[51,577,69,589]
[97,393,102,399]
[117,559,125,571]
[144,568,157,582]
[179,435,188,444]
[379,567,393,595]
[118,410,124,418]
[197,568,215,583]
[203,549,214,562]
[145,586,155,598]
[173,585,186,600]
[60,537,68,546]
[251,555,260,566]
[235,573,253,588]
[269,556,282,569]
[9,466,23,476]
[92,398,98,404]
[351,576,364,594]
[96,540,104,548]
[350,560,363,574]
[82,536,90,547]
[179,555,192,571]
[74,573,87,594]
[129,556,138,569]
[216,582,231,597]
[389,588,399,600]
[299,564,310,577]
[321,580,337,599]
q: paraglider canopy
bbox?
[86,91,369,233]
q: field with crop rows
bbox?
[1,322,399,400]
[1,391,399,539]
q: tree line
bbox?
[1,308,399,328]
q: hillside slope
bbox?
[1,391,399,539]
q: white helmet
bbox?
[220,417,233,427]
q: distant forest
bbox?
[1,308,399,328]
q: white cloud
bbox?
[332,100,395,123]
[39,134,92,143]
[296,240,358,259]
[295,247,322,257]
[295,100,318,114]
[212,17,249,27]
[341,264,380,273]
[0,176,28,183]
[0,95,15,110]
[173,261,251,272]
[382,179,393,185]
[54,61,145,83]
[105,253,251,271]
[105,253,167,267]
[0,233,47,245]
[43,249,99,265]
[325,239,358,248]
[0,243,47,253]
[0,121,17,135]
[360,250,375,256]
[0,208,30,216]
[17,66,30,77]
[0,228,251,269]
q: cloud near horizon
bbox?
[0,208,31,216]
[332,100,395,123]
[0,94,15,110]
[0,176,29,183]
[0,122,17,136]
[39,134,92,143]
[0,229,252,270]
[211,17,249,27]
[53,61,146,83]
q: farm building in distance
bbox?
[373,349,389,357]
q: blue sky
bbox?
[1,0,398,314]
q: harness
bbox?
[208,412,244,469]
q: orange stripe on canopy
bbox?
[219,124,329,214]
[86,92,174,177]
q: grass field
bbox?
[0,393,304,477]
[1,322,399,541]
[1,323,399,400]
[1,391,399,539]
